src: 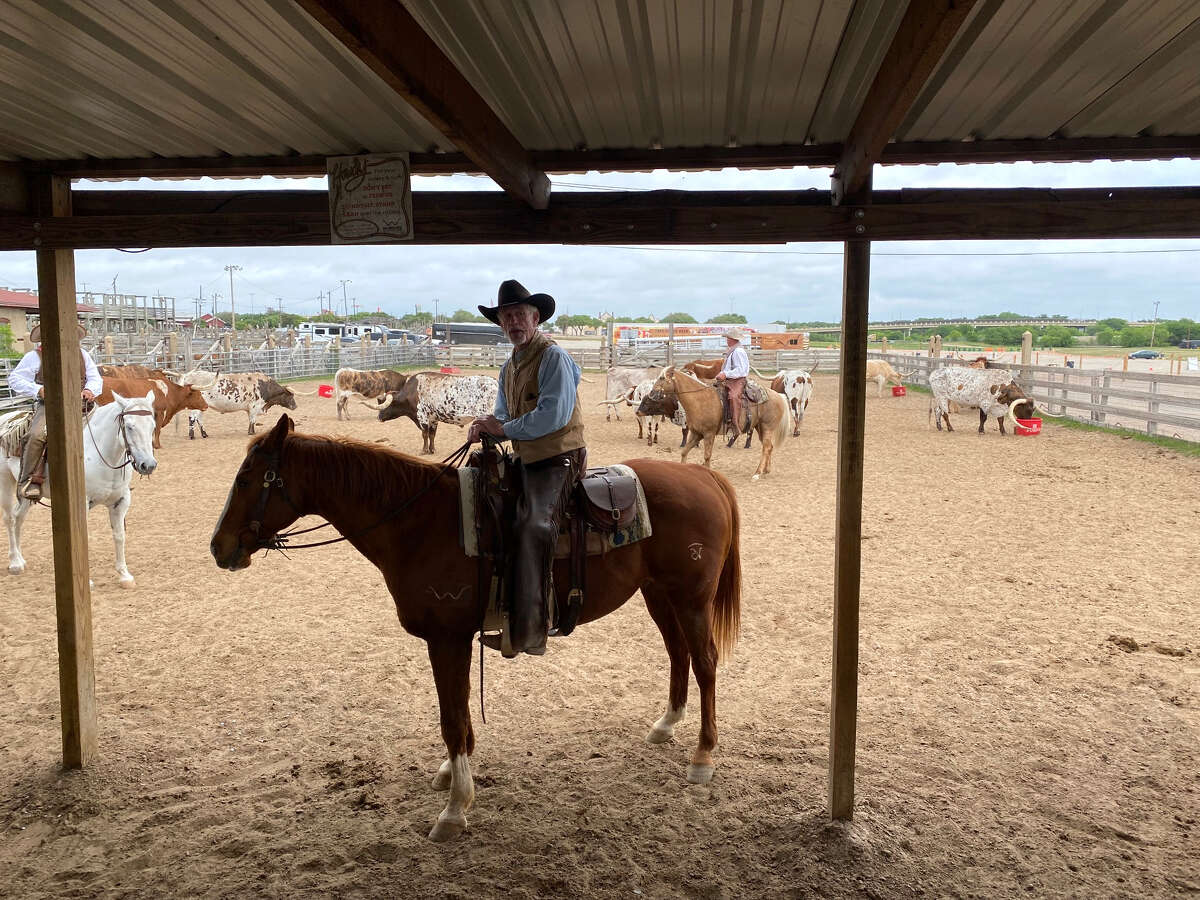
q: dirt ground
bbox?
[2,372,1197,899]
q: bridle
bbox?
[86,404,155,470]
[242,438,474,555]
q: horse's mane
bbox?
[254,431,452,507]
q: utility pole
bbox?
[249,292,256,317]
[225,264,242,330]
[434,298,440,323]
[340,279,352,319]
[276,297,284,326]
[1150,300,1161,348]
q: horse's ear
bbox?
[266,414,291,449]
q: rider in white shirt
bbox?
[714,327,750,438]
[8,322,102,501]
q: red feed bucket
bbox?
[317,384,334,398]
[1015,417,1042,435]
[891,385,906,397]
[440,366,462,374]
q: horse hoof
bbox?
[751,474,760,482]
[8,564,24,575]
[119,578,136,590]
[428,814,466,842]
[686,764,714,785]
[646,726,674,745]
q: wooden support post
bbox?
[1021,332,1033,386]
[1147,379,1159,436]
[1099,372,1111,424]
[830,205,871,821]
[33,173,97,769]
[1090,375,1101,423]
[1123,355,1129,372]
[168,332,179,369]
[103,334,114,363]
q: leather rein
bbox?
[244,439,473,555]
[86,405,155,470]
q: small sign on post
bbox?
[327,153,414,244]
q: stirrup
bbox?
[549,588,583,638]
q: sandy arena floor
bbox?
[1,372,1197,899]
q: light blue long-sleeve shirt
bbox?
[495,343,582,440]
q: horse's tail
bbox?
[771,391,791,447]
[707,468,742,661]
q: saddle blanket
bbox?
[457,463,652,558]
[0,409,33,459]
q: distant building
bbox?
[198,313,228,328]
[0,286,99,339]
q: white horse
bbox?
[1,392,158,586]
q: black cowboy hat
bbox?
[478,279,555,325]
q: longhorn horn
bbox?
[807,361,819,376]
[376,393,396,411]
[290,386,318,396]
[1032,399,1065,418]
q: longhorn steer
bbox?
[96,376,208,448]
[768,369,816,436]
[333,367,411,420]
[866,360,915,397]
[928,366,1048,434]
[178,371,297,437]
[601,366,660,421]
[378,372,498,454]
[634,383,689,447]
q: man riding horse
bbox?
[467,279,585,658]
[715,327,750,439]
[8,321,102,501]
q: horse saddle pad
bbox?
[457,463,652,558]
[0,409,34,459]
[744,381,766,404]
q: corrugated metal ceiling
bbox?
[1,0,1198,167]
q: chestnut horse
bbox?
[211,415,741,841]
[651,367,790,479]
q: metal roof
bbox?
[1,0,1198,167]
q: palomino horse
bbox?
[210,415,742,841]
[1,392,158,585]
[650,367,790,479]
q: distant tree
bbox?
[1094,327,1116,345]
[1118,325,1152,347]
[660,312,698,323]
[1097,317,1128,331]
[399,311,434,329]
[706,313,747,324]
[1038,325,1076,348]
[450,309,486,322]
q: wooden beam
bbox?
[295,0,549,209]
[31,173,97,769]
[33,136,1200,180]
[832,0,980,205]
[4,187,1200,249]
[829,179,871,821]
[0,162,28,212]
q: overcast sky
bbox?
[2,159,1198,325]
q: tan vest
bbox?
[502,332,585,464]
[33,348,88,390]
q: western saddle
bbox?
[469,438,637,650]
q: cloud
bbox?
[2,160,1198,323]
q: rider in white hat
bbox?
[8,321,102,501]
[715,327,750,440]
